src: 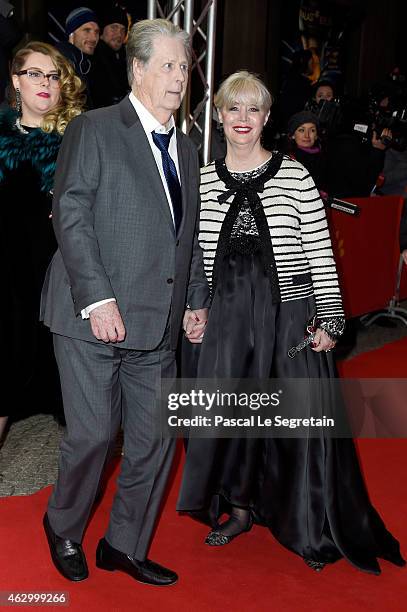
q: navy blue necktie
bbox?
[152,127,182,234]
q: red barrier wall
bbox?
[329,196,406,318]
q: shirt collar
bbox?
[129,92,175,135]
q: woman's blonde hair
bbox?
[214,70,273,113]
[10,41,85,135]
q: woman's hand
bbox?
[183,308,208,344]
[311,328,336,352]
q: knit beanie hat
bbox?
[99,6,128,31]
[66,7,99,36]
[287,111,320,136]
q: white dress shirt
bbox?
[81,93,181,319]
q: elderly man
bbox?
[56,6,100,106]
[42,19,209,586]
[89,5,129,107]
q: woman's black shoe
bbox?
[304,558,326,572]
[205,512,253,546]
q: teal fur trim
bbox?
[0,109,62,192]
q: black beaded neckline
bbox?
[215,152,284,192]
[210,152,283,304]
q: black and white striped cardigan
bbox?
[198,154,345,324]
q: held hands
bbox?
[311,328,336,353]
[183,308,209,344]
[89,302,126,343]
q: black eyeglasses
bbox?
[16,69,61,87]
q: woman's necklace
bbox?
[15,116,30,134]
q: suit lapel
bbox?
[119,97,175,230]
[176,130,190,237]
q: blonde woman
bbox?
[0,42,84,428]
[179,71,405,575]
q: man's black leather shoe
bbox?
[43,513,88,582]
[96,538,178,586]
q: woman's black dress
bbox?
[0,111,63,420]
[177,158,405,574]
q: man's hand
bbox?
[371,127,392,150]
[183,308,208,344]
[311,328,336,353]
[89,302,126,343]
[402,249,407,265]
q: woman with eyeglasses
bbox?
[0,42,84,437]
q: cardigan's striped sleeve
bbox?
[299,173,345,320]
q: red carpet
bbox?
[1,339,407,611]
[337,335,407,378]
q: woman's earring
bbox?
[15,88,22,116]
[218,122,224,141]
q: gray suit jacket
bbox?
[41,96,209,350]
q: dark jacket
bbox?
[89,39,128,108]
[41,97,210,350]
[324,134,385,198]
[0,109,63,415]
[283,142,328,192]
[55,40,93,108]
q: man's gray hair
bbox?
[126,18,191,85]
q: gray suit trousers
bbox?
[47,332,176,561]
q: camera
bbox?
[305,97,344,137]
[352,84,407,151]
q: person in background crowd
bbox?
[0,42,84,437]
[0,0,21,105]
[325,122,391,198]
[279,49,313,131]
[381,147,407,197]
[55,6,99,108]
[89,4,129,108]
[41,18,209,587]
[314,79,335,103]
[285,110,327,191]
[305,79,344,138]
[178,70,405,576]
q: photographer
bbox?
[324,128,390,198]
[302,81,392,198]
[376,87,407,197]
[314,80,335,103]
[279,49,313,130]
[305,79,344,138]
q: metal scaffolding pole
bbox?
[172,0,181,26]
[147,0,156,19]
[145,0,217,164]
[201,0,217,165]
[178,1,194,133]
